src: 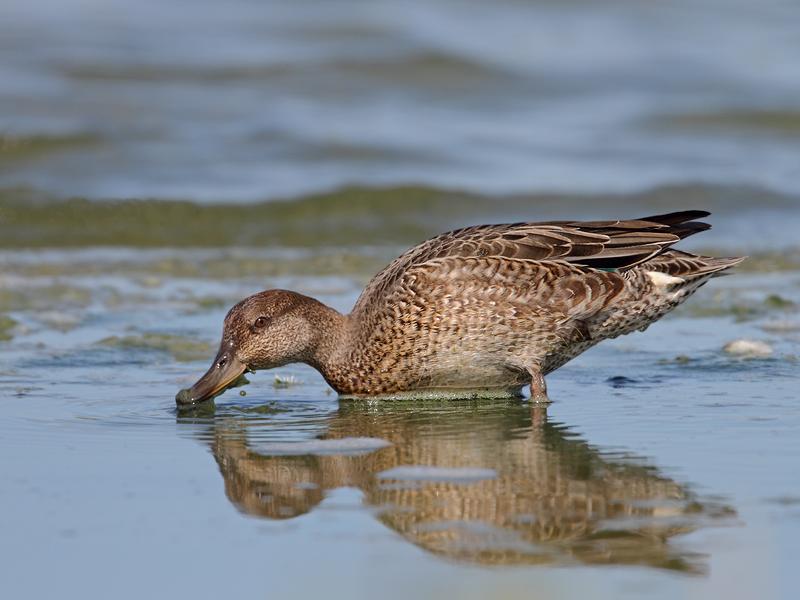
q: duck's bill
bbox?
[176,350,247,406]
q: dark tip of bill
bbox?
[175,388,195,405]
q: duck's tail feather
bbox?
[634,212,746,278]
[637,210,712,240]
[644,250,747,282]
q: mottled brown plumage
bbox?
[177,210,744,405]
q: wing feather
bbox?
[352,211,711,316]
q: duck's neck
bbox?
[303,299,355,392]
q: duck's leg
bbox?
[527,366,552,404]
[528,404,548,444]
[530,405,548,429]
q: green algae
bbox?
[37,252,383,280]
[658,354,693,365]
[194,296,227,310]
[763,294,795,309]
[0,284,92,312]
[680,302,761,321]
[0,186,476,248]
[653,110,800,135]
[729,250,800,273]
[36,311,81,332]
[677,289,798,321]
[2,183,797,251]
[2,247,798,285]
[0,315,17,341]
[0,133,100,162]
[96,333,213,362]
[148,251,387,279]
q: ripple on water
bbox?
[176,397,340,445]
[0,401,180,449]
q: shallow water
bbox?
[1,248,799,599]
[2,0,800,598]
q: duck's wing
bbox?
[353,210,711,315]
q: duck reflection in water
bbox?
[180,401,735,573]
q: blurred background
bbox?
[1,0,799,247]
[1,2,799,599]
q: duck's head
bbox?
[176,289,329,406]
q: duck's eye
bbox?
[254,316,269,329]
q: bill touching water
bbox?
[1,0,800,599]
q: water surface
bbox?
[1,250,798,598]
[1,1,800,598]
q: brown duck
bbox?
[176,210,744,406]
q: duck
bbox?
[176,210,744,406]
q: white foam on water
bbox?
[723,339,773,358]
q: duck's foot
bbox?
[528,368,552,404]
